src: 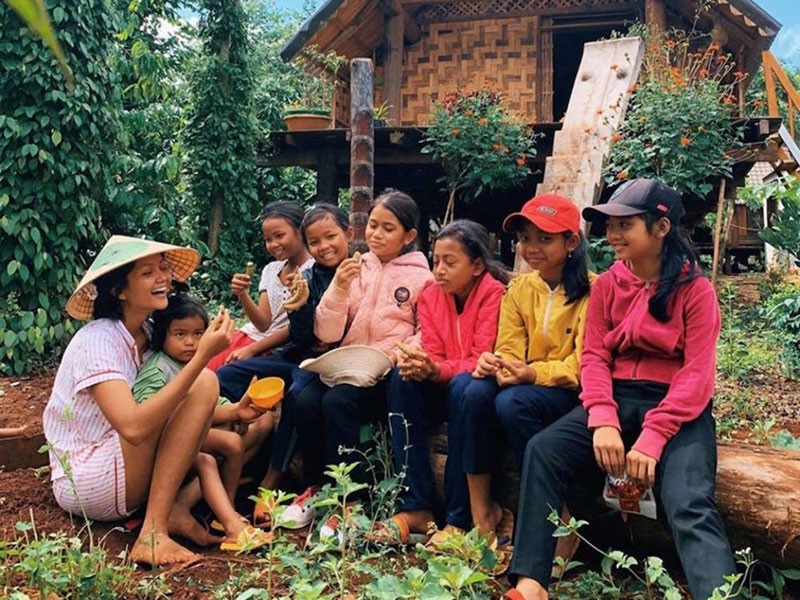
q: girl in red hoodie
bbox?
[504,179,735,600]
[372,220,508,544]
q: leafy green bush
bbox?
[758,285,800,378]
[0,1,123,374]
[605,27,739,198]
[421,85,537,223]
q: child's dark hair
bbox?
[643,212,699,322]
[561,231,591,304]
[93,262,137,320]
[301,204,350,240]
[150,294,209,352]
[372,189,419,252]
[434,220,510,285]
[262,200,304,230]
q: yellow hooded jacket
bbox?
[494,271,595,389]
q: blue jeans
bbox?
[509,381,736,600]
[494,383,579,469]
[387,370,472,530]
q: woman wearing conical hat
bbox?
[43,236,239,566]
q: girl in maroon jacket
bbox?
[370,220,508,545]
[504,179,736,600]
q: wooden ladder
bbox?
[762,50,800,140]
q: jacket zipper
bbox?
[365,262,387,345]
[630,281,651,380]
[455,313,464,357]
[541,286,557,343]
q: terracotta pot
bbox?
[283,110,332,131]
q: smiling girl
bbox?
[207,201,313,370]
[504,180,735,600]
[462,194,593,542]
[371,220,508,545]
[287,191,433,524]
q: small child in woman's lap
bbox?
[133,295,272,544]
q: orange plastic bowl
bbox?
[247,377,285,409]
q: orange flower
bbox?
[617,170,628,180]
[451,128,460,136]
[681,136,691,146]
[666,40,677,47]
[465,109,474,116]
[610,63,619,69]
[753,100,764,108]
[477,118,488,126]
[611,133,623,143]
[492,143,503,151]
[698,68,709,77]
[516,156,526,166]
[626,83,638,93]
[709,43,720,51]
[733,71,745,79]
[723,95,736,104]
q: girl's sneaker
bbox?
[276,486,319,529]
[319,515,344,547]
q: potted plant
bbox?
[284,45,347,131]
[373,100,393,127]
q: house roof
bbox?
[281,0,782,64]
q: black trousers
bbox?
[510,381,736,600]
[291,375,387,488]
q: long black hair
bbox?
[93,262,137,320]
[644,212,699,322]
[562,231,591,304]
[150,294,209,352]
[371,189,419,253]
[433,219,510,285]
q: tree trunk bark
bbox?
[350,58,374,245]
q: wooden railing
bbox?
[762,50,800,139]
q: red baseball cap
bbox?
[502,194,580,234]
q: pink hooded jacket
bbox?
[314,250,434,357]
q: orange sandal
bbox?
[366,514,431,546]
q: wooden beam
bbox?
[384,0,404,125]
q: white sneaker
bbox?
[276,486,319,530]
[319,515,344,546]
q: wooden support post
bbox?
[711,179,727,288]
[644,0,666,31]
[350,58,375,243]
[384,0,404,125]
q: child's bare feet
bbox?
[168,504,223,546]
[474,501,506,537]
[130,531,200,566]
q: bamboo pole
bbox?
[711,179,727,288]
[349,59,375,243]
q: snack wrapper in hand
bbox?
[602,474,657,520]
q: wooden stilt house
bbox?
[262,0,784,259]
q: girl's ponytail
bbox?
[646,214,699,322]
[562,232,591,304]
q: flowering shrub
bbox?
[421,86,537,223]
[605,27,741,198]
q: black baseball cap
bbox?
[583,179,685,223]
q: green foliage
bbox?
[0,522,132,598]
[421,85,537,223]
[0,0,123,374]
[287,45,347,113]
[755,175,800,260]
[587,237,616,273]
[758,283,800,378]
[605,27,739,198]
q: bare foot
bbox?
[168,505,223,546]
[395,509,435,534]
[131,531,200,567]
[475,501,505,537]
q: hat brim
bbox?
[502,213,573,234]
[300,345,393,388]
[66,236,200,320]
[582,203,647,222]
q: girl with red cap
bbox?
[457,194,593,549]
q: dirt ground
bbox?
[3,363,800,597]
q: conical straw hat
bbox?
[66,235,200,320]
[299,345,393,388]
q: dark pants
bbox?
[292,375,387,488]
[494,383,579,469]
[459,377,504,474]
[216,354,310,473]
[387,370,472,530]
[510,381,736,600]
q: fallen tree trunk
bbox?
[428,432,800,568]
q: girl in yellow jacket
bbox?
[461,194,593,539]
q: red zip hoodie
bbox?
[580,261,720,461]
[417,272,506,383]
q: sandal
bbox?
[502,590,526,600]
[209,515,250,533]
[219,525,272,553]
[365,514,431,546]
[496,506,515,543]
[252,495,279,528]
[482,532,513,576]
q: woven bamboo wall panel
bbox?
[402,17,540,126]
[416,0,625,22]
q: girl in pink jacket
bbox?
[370,220,507,545]
[290,190,433,518]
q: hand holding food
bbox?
[472,351,501,378]
[332,252,363,290]
[283,270,310,312]
[495,358,535,386]
[198,305,234,361]
[245,261,254,278]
